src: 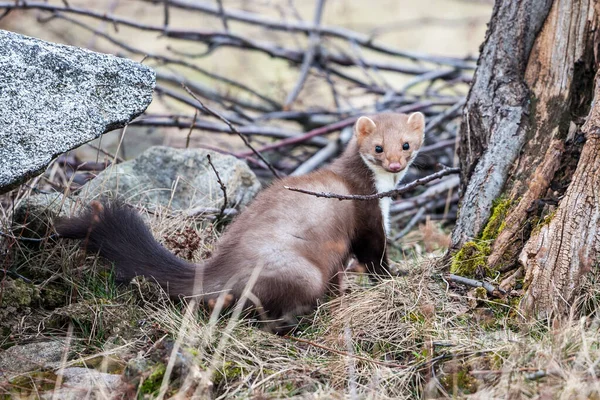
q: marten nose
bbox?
[388,162,403,172]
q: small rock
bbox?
[57,367,122,387]
[77,146,261,211]
[40,368,122,400]
[0,340,72,378]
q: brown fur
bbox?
[55,112,425,333]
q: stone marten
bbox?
[55,112,425,333]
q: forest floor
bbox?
[2,189,600,399]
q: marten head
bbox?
[355,112,425,174]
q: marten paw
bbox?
[207,293,235,313]
[346,259,367,274]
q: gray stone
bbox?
[40,368,122,400]
[77,146,261,211]
[0,340,71,377]
[0,29,155,194]
[56,367,122,388]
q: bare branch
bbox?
[235,100,458,158]
[215,0,229,32]
[182,85,282,179]
[284,165,460,201]
[0,2,473,78]
[185,110,198,149]
[131,115,329,147]
[163,0,170,30]
[393,207,426,240]
[143,0,476,69]
[283,0,326,109]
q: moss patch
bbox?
[8,371,58,394]
[481,197,511,241]
[440,368,478,395]
[450,241,490,278]
[140,362,167,395]
[0,279,40,308]
[451,197,512,277]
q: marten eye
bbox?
[375,145,383,153]
[403,142,410,150]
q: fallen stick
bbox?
[446,274,505,295]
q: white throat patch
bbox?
[360,155,408,236]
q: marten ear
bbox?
[356,116,376,139]
[407,112,425,131]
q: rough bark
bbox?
[487,0,600,270]
[520,75,600,317]
[451,0,553,248]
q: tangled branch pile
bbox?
[0,0,473,239]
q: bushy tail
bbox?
[54,200,197,297]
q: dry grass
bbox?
[3,187,600,399]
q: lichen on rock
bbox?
[77,146,261,211]
[0,29,155,193]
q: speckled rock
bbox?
[77,146,261,211]
[39,368,122,399]
[0,340,72,378]
[0,29,155,194]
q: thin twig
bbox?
[86,143,123,163]
[285,165,460,201]
[133,115,328,147]
[425,98,466,134]
[163,0,170,30]
[215,0,229,31]
[206,154,228,219]
[186,206,237,218]
[283,0,326,109]
[291,126,353,176]
[182,85,282,179]
[0,230,58,242]
[390,176,459,214]
[185,109,199,149]
[393,207,426,240]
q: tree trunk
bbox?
[520,78,600,317]
[448,0,600,318]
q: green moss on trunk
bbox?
[451,197,512,277]
[481,197,511,241]
[450,241,490,277]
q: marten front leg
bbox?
[351,230,390,277]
